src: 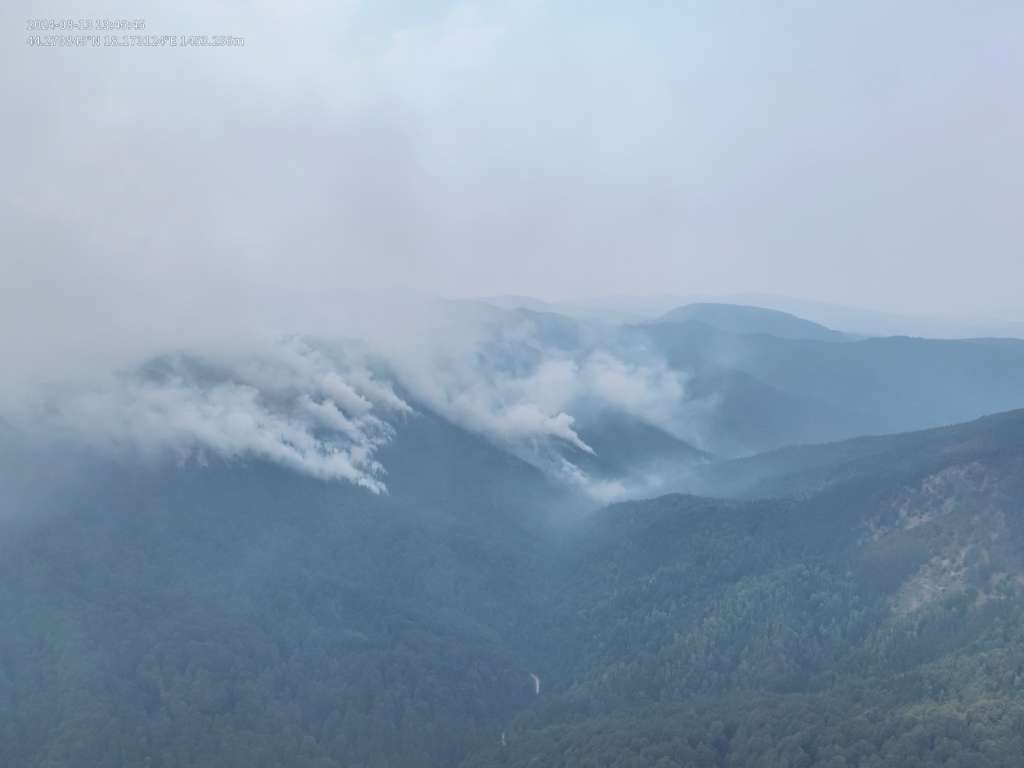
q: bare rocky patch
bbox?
[861,463,1024,614]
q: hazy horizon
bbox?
[4,1,1023,387]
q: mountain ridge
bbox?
[655,301,850,342]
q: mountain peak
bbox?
[655,302,849,341]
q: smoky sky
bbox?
[3,0,1023,385]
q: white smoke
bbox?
[581,351,686,427]
[4,303,693,501]
[362,307,690,499]
[13,339,410,494]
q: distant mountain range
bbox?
[481,293,1024,339]
[654,302,851,342]
[633,314,1024,455]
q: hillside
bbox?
[3,408,1024,765]
[693,408,1024,498]
[0,409,561,768]
[468,408,1024,765]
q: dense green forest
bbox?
[2,409,1024,766]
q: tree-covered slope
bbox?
[693,408,1024,499]
[3,409,1024,766]
[460,409,1024,765]
[0,411,558,768]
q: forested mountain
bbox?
[473,407,1024,766]
[3,402,1024,766]
[3,303,1024,767]
[0,408,559,768]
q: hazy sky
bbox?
[3,0,1023,378]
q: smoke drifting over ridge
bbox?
[3,301,698,500]
[8,340,407,492]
